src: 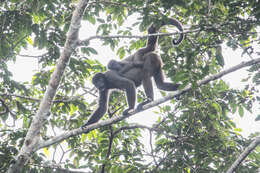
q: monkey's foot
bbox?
[81,122,91,129]
[137,103,144,111]
[122,108,134,116]
[174,84,181,90]
[137,99,153,111]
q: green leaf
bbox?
[117,47,126,59]
[155,138,168,146]
[26,36,34,45]
[97,18,105,23]
[70,104,77,116]
[88,47,98,55]
[81,133,88,142]
[23,116,29,128]
[230,102,237,114]
[255,115,260,121]
[216,46,225,67]
[212,102,222,114]
[87,15,96,24]
[174,71,189,82]
[234,128,242,132]
[209,113,215,120]
[238,105,244,117]
[87,129,97,140]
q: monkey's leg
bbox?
[106,71,137,115]
[142,77,154,101]
[136,76,154,111]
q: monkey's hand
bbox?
[137,98,153,111]
[122,108,134,116]
[148,24,157,34]
[81,122,90,129]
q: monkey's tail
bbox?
[163,18,184,45]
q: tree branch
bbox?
[0,98,8,115]
[78,29,200,46]
[18,53,48,59]
[30,163,89,173]
[1,94,41,102]
[226,136,260,173]
[35,57,260,150]
[150,148,175,173]
[1,93,86,103]
[100,111,115,173]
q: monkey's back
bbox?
[122,52,162,87]
[122,67,144,87]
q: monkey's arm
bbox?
[82,90,109,127]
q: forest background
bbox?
[1,0,260,172]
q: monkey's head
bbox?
[92,73,107,91]
[107,59,122,71]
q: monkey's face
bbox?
[107,60,122,71]
[93,73,107,91]
[95,79,106,91]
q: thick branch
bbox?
[1,94,41,102]
[36,57,260,150]
[18,53,48,58]
[1,93,85,103]
[7,1,89,173]
[226,136,260,173]
[31,163,88,173]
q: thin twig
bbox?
[79,29,200,46]
[0,98,8,115]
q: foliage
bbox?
[1,0,260,172]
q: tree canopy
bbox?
[1,0,260,172]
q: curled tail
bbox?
[146,17,184,49]
[162,18,184,45]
